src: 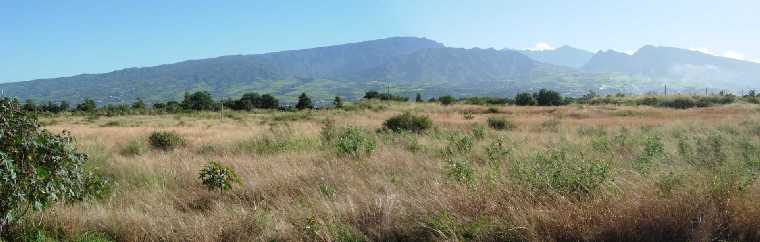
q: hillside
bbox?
[7,38,752,104]
[583,46,760,88]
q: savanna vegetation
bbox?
[3,90,760,241]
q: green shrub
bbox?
[438,96,456,105]
[148,131,186,151]
[487,117,515,130]
[471,125,487,140]
[445,159,475,184]
[335,127,376,157]
[382,112,433,133]
[634,136,666,174]
[199,161,241,192]
[514,92,536,106]
[463,112,475,120]
[0,98,107,233]
[510,149,611,196]
[445,133,474,156]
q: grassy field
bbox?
[30,101,760,241]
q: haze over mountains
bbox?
[2,37,759,104]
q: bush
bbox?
[445,133,474,156]
[471,125,487,140]
[514,92,536,106]
[445,159,476,184]
[510,149,611,196]
[335,127,376,157]
[534,89,563,106]
[148,131,186,151]
[383,112,433,133]
[438,96,456,105]
[487,117,515,130]
[199,161,241,192]
[0,98,107,233]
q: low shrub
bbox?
[335,127,376,157]
[148,131,186,151]
[383,112,433,133]
[487,117,515,130]
[445,159,476,184]
[510,149,611,196]
[471,125,487,140]
[445,133,474,156]
[199,161,241,192]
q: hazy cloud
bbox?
[690,47,714,55]
[722,50,746,60]
[529,42,554,51]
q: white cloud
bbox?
[528,42,554,51]
[623,50,636,55]
[690,47,714,55]
[689,48,759,63]
[722,50,746,60]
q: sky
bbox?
[2,0,758,83]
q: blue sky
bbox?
[2,0,758,83]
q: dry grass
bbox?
[28,103,760,241]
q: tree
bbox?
[182,91,215,111]
[0,98,106,233]
[333,96,343,108]
[59,101,70,112]
[238,92,261,111]
[259,94,279,109]
[514,92,536,106]
[76,98,97,112]
[534,89,562,106]
[296,93,313,110]
[364,91,380,100]
[415,93,423,102]
[22,99,36,113]
[438,96,456,105]
[132,98,146,110]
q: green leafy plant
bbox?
[199,161,241,192]
[471,125,487,140]
[382,112,433,133]
[510,149,611,196]
[0,98,107,234]
[148,131,186,151]
[335,127,376,157]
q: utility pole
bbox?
[664,85,668,96]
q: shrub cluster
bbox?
[199,161,240,192]
[383,112,433,133]
[335,127,376,157]
[148,131,186,151]
[510,149,611,196]
[487,117,515,130]
[0,98,106,233]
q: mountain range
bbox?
[1,37,758,104]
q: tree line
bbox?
[16,87,754,115]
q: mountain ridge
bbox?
[2,37,759,104]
